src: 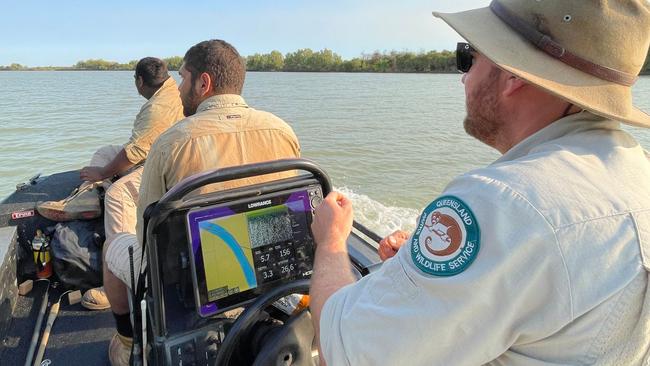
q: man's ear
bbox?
[501,74,526,97]
[136,76,144,89]
[197,72,212,97]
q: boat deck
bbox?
[4,282,113,365]
[0,171,113,365]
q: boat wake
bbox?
[335,186,420,239]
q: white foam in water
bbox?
[334,186,421,238]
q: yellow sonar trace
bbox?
[199,214,257,302]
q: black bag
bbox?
[50,220,105,290]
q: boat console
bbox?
[0,159,382,365]
[186,184,320,318]
[137,159,374,366]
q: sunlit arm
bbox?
[309,191,357,366]
[310,242,356,366]
[80,148,135,182]
[101,148,136,178]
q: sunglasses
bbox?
[456,42,476,73]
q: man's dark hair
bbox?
[183,39,246,95]
[135,57,169,88]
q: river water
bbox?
[1,71,649,235]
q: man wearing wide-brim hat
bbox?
[309,0,650,365]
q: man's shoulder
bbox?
[149,116,193,150]
[150,106,298,149]
[133,99,183,131]
[148,90,182,112]
[247,107,297,136]
[440,159,566,231]
[449,141,650,228]
[142,81,181,112]
[449,155,575,212]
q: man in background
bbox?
[37,57,184,309]
[103,39,301,366]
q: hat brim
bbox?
[434,7,650,128]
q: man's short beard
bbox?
[463,67,504,149]
[182,87,201,117]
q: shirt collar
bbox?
[196,94,248,113]
[151,77,176,98]
[494,111,621,164]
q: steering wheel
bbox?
[216,257,366,366]
[215,279,315,366]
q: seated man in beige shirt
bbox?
[37,57,184,309]
[103,39,301,366]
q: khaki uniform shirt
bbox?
[123,77,184,164]
[136,94,301,244]
[321,112,650,365]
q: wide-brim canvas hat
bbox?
[434,0,650,128]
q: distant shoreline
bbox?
[3,47,649,74]
[0,69,461,74]
[2,69,649,76]
[0,49,459,74]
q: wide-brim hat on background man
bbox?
[434,0,650,128]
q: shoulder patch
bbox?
[410,195,480,276]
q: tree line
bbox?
[246,49,457,73]
[2,49,650,74]
[247,48,650,74]
[0,57,184,71]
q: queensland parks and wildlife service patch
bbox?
[410,195,480,276]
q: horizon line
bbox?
[0,47,457,69]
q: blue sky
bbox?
[0,0,489,66]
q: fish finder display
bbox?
[186,188,318,317]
